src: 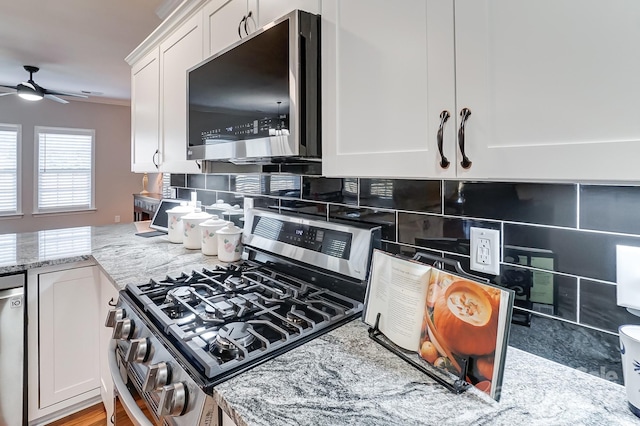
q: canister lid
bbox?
[166,204,194,214]
[216,223,243,235]
[182,209,212,220]
[199,217,229,228]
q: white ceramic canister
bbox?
[216,223,244,262]
[199,216,229,256]
[165,203,194,244]
[181,208,212,249]
[620,324,640,417]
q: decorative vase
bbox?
[140,172,149,195]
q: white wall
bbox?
[0,96,149,233]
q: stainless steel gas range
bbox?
[106,208,380,425]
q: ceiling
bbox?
[0,0,178,104]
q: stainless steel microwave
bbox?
[187,10,320,165]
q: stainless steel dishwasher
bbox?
[0,273,25,426]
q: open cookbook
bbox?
[363,250,515,401]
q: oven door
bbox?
[108,341,156,426]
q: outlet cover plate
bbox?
[470,227,500,275]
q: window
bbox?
[35,127,94,213]
[0,124,20,215]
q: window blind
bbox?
[36,128,94,212]
[0,125,18,214]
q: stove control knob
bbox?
[105,308,124,328]
[125,338,150,363]
[157,382,187,417]
[143,362,170,392]
[112,318,134,340]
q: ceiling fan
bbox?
[0,65,88,104]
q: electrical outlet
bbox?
[470,227,500,275]
[114,215,121,223]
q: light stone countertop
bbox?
[2,224,638,425]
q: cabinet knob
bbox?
[458,108,472,169]
[157,382,187,417]
[112,318,134,340]
[437,110,451,169]
[105,308,124,328]
[143,362,170,392]
[125,337,150,363]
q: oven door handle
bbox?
[108,340,154,426]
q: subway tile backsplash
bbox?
[171,173,640,385]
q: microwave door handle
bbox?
[108,341,154,426]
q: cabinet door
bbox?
[160,13,203,174]
[38,266,101,408]
[257,0,320,27]
[455,0,640,181]
[99,273,120,423]
[131,48,160,173]
[321,0,456,178]
[204,0,250,57]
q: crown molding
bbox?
[125,0,210,65]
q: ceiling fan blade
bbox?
[44,89,88,98]
[0,92,15,97]
[0,85,17,90]
[44,94,69,104]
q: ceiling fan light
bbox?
[18,92,43,101]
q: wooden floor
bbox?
[48,403,106,426]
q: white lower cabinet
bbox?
[27,262,104,424]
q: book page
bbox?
[418,268,513,401]
[364,250,431,351]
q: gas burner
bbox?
[225,275,247,290]
[284,306,310,331]
[167,286,192,299]
[211,322,256,360]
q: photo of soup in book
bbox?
[364,250,514,401]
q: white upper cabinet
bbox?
[159,13,203,173]
[204,0,257,58]
[131,48,160,173]
[129,6,205,174]
[257,0,320,26]
[323,0,640,181]
[454,0,640,181]
[322,0,457,179]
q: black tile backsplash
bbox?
[444,181,577,227]
[360,179,440,213]
[504,223,640,282]
[329,205,396,241]
[230,174,264,194]
[580,185,640,234]
[172,174,637,385]
[170,173,186,187]
[580,279,640,333]
[187,173,206,189]
[398,213,500,254]
[302,177,358,206]
[206,175,229,191]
